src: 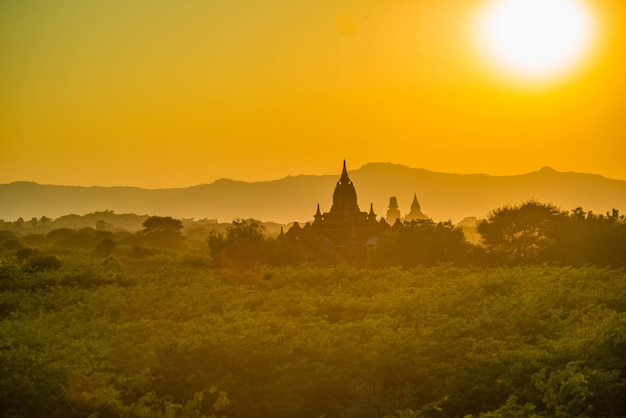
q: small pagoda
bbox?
[404,193,427,222]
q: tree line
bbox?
[1,200,625,270]
[204,200,626,269]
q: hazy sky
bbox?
[1,0,625,187]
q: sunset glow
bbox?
[0,1,625,188]
[475,0,596,83]
[2,5,626,415]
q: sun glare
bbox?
[475,0,596,83]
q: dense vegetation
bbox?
[202,202,626,269]
[1,201,626,417]
[1,257,625,417]
[2,201,626,268]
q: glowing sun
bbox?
[475,0,596,82]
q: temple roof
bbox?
[411,193,421,212]
[331,160,360,214]
[340,160,350,184]
[388,196,399,210]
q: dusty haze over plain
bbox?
[2,163,625,224]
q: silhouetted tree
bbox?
[369,219,471,267]
[141,216,184,249]
[142,216,183,233]
[266,234,306,266]
[226,218,264,241]
[477,202,626,267]
[477,200,565,265]
[207,218,269,268]
[547,207,626,267]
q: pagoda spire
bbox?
[314,203,323,222]
[368,203,376,221]
[411,193,421,212]
[331,160,358,213]
[405,193,426,222]
[340,159,350,184]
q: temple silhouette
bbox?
[285,161,427,265]
[387,194,426,224]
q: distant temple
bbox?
[311,160,386,250]
[386,197,401,225]
[406,193,427,221]
[389,193,427,223]
[286,161,427,265]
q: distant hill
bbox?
[1,163,625,224]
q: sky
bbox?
[1,0,625,188]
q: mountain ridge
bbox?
[2,163,625,224]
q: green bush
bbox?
[1,260,625,418]
[24,255,61,272]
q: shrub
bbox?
[24,255,61,272]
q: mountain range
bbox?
[2,163,625,224]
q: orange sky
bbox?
[1,0,625,188]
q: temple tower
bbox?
[307,161,387,264]
[386,197,401,224]
[405,193,427,222]
[330,160,361,217]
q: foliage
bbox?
[140,216,185,249]
[0,230,23,252]
[546,208,626,267]
[207,218,271,269]
[95,237,117,256]
[532,362,594,417]
[142,216,184,233]
[477,201,626,267]
[1,256,625,418]
[2,203,626,417]
[0,211,149,235]
[369,220,471,267]
[477,200,565,264]
[46,227,112,250]
[23,255,61,272]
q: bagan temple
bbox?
[311,160,386,250]
[285,161,427,265]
